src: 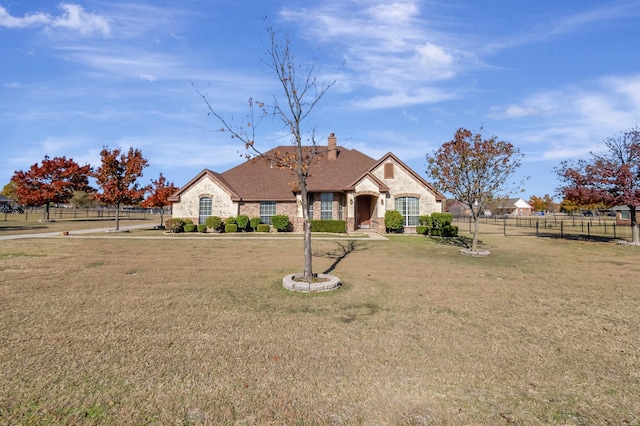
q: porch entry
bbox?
[355,195,375,229]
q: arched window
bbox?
[394,196,419,226]
[199,197,212,224]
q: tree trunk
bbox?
[44,203,50,221]
[300,180,313,283]
[471,216,480,252]
[631,205,639,244]
[115,202,120,231]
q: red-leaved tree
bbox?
[556,126,640,243]
[141,173,177,228]
[93,147,149,231]
[427,127,525,253]
[11,155,92,220]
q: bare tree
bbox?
[197,28,334,282]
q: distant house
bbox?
[445,200,472,216]
[169,133,445,232]
[494,198,533,216]
[0,195,11,207]
[611,205,640,226]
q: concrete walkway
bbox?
[0,224,389,241]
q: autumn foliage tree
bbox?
[427,127,525,253]
[142,173,177,228]
[197,28,333,283]
[556,126,640,243]
[11,155,92,220]
[93,147,149,231]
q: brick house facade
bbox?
[169,134,444,232]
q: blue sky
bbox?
[1,1,639,200]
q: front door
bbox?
[356,196,372,228]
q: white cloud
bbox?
[0,3,110,36]
[279,1,474,109]
[492,74,640,163]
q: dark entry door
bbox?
[356,196,371,228]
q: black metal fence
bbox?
[2,207,154,222]
[453,215,633,241]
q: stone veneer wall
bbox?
[171,176,237,223]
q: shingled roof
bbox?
[170,134,445,203]
[219,145,377,201]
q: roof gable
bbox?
[369,152,445,201]
[168,169,239,202]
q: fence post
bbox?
[561,221,564,239]
[588,222,591,238]
[504,218,507,236]
[614,222,616,239]
[536,221,539,237]
[469,216,472,234]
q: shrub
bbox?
[225,224,238,233]
[236,214,250,231]
[443,224,458,237]
[419,215,433,227]
[430,228,442,237]
[197,224,207,233]
[257,224,270,232]
[271,214,290,232]
[384,210,404,233]
[311,220,346,233]
[184,223,197,232]
[164,218,185,233]
[183,218,194,225]
[416,225,429,235]
[249,217,262,231]
[205,216,223,232]
[431,212,453,227]
[225,217,237,225]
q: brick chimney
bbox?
[328,132,337,160]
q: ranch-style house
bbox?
[169,133,445,233]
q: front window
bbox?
[395,196,419,226]
[321,193,333,220]
[260,201,276,224]
[621,210,630,220]
[198,197,212,224]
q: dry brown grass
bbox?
[1,229,639,425]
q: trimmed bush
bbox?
[183,218,194,225]
[271,214,290,232]
[164,218,185,233]
[236,214,250,231]
[225,217,237,225]
[443,224,458,237]
[311,220,346,233]
[419,215,433,227]
[225,224,238,233]
[416,225,429,235]
[257,224,270,232]
[249,217,262,231]
[197,224,207,233]
[384,210,404,233]
[431,212,453,227]
[205,216,223,232]
[184,223,197,232]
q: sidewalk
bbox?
[0,224,389,241]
